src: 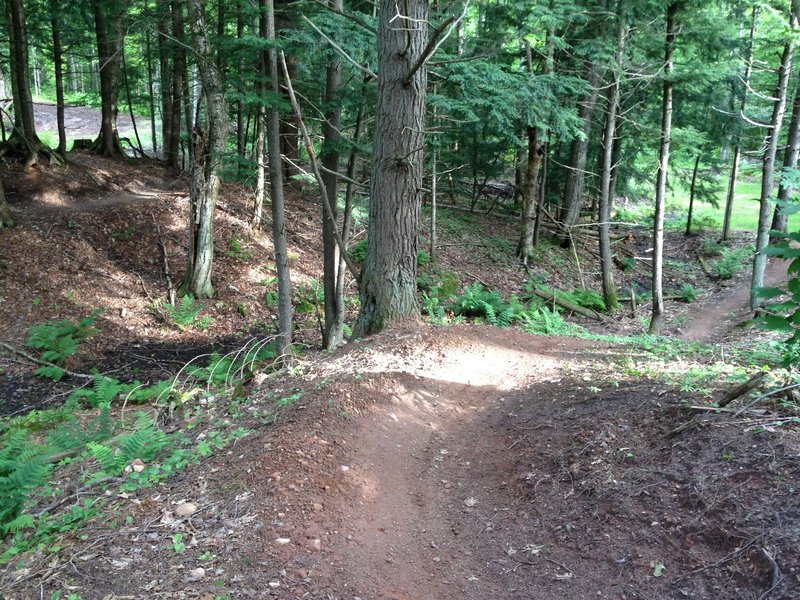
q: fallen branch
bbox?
[0,342,94,380]
[733,381,800,418]
[673,535,764,582]
[279,51,362,283]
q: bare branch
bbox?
[403,1,469,87]
[279,51,362,283]
[302,15,376,80]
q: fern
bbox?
[88,418,172,476]
[0,432,53,529]
[164,296,211,331]
[70,376,132,408]
[87,442,126,475]
[49,404,116,450]
[25,310,101,380]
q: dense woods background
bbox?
[1,0,799,344]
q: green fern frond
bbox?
[87,442,126,475]
[3,513,35,533]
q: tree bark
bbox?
[599,4,625,312]
[722,6,758,241]
[770,74,800,238]
[91,0,126,157]
[50,0,67,155]
[649,1,677,334]
[182,0,229,299]
[685,154,700,236]
[561,65,602,232]
[3,0,52,166]
[167,0,185,169]
[516,126,541,264]
[750,7,797,311]
[251,0,268,230]
[157,7,173,161]
[236,4,245,162]
[266,0,293,358]
[321,0,345,349]
[145,0,158,157]
[354,0,428,336]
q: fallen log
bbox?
[530,287,604,321]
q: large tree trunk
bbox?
[649,1,677,335]
[561,65,602,233]
[770,75,800,238]
[750,7,797,311]
[50,0,66,155]
[354,0,428,336]
[91,0,126,157]
[157,8,173,161]
[722,5,758,241]
[599,5,625,312]
[3,0,54,167]
[266,0,293,358]
[321,0,344,349]
[145,0,158,157]
[167,0,184,169]
[516,126,541,264]
[182,0,229,299]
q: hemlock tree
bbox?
[321,0,346,349]
[354,0,430,336]
[91,0,127,157]
[266,0,293,359]
[2,0,59,167]
[771,74,800,237]
[751,2,797,312]
[598,1,626,312]
[649,1,678,335]
[181,0,229,299]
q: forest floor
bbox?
[0,154,798,599]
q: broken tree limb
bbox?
[696,250,713,277]
[717,372,767,408]
[0,342,94,380]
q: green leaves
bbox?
[757,226,800,366]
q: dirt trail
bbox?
[332,340,560,599]
[679,258,790,342]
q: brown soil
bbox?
[0,158,798,599]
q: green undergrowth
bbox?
[0,320,296,565]
[421,280,589,335]
[577,332,786,397]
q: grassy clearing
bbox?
[666,179,798,233]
